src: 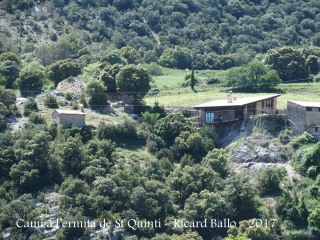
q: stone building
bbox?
[194,91,280,124]
[287,101,320,138]
[52,105,86,128]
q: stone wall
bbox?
[288,101,320,138]
[287,101,306,135]
[59,114,85,128]
[52,112,86,128]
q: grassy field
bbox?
[146,68,320,109]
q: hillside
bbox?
[1,1,320,240]
[1,0,320,69]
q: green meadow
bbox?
[145,68,320,109]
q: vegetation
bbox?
[0,1,320,239]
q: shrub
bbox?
[279,129,294,144]
[144,63,163,76]
[44,95,59,108]
[146,133,165,153]
[291,132,317,149]
[79,94,88,108]
[97,118,138,141]
[65,92,72,101]
[207,78,220,85]
[257,168,287,195]
[86,80,108,107]
[180,154,194,168]
[18,62,45,96]
[202,148,228,176]
[28,113,45,124]
[141,112,160,125]
[181,110,191,118]
[48,59,81,86]
[23,97,38,116]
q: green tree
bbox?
[275,191,309,229]
[202,148,228,176]
[23,97,38,116]
[170,232,203,240]
[0,60,20,88]
[44,95,59,109]
[56,136,83,177]
[159,47,193,69]
[308,207,320,233]
[18,61,45,96]
[100,51,127,65]
[154,114,193,146]
[265,47,309,82]
[0,86,16,108]
[190,68,197,92]
[0,132,17,181]
[306,55,319,75]
[224,61,281,92]
[174,131,212,162]
[48,59,81,86]
[0,194,35,229]
[113,0,135,11]
[119,46,140,64]
[116,65,152,104]
[99,70,117,93]
[86,80,108,107]
[10,160,40,193]
[256,168,287,195]
[223,173,258,221]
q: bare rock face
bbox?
[56,77,87,98]
[229,131,292,163]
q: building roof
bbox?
[288,100,320,108]
[53,109,86,115]
[194,94,281,108]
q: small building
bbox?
[287,100,320,138]
[52,105,86,128]
[194,91,280,124]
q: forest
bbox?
[0,0,320,239]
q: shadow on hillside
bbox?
[115,137,146,150]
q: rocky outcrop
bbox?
[56,77,87,99]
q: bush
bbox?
[23,97,38,116]
[97,118,138,141]
[86,80,108,107]
[79,94,88,108]
[48,59,81,86]
[207,78,220,85]
[44,95,59,108]
[291,132,317,149]
[279,129,294,145]
[256,168,287,195]
[28,113,45,124]
[141,112,160,125]
[146,133,165,153]
[18,62,45,96]
[65,92,72,101]
[144,63,163,76]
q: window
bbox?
[316,127,318,133]
[265,99,273,108]
[205,112,214,123]
[306,107,313,111]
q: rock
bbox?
[124,105,133,114]
[112,101,125,108]
[232,145,251,162]
[254,146,270,162]
[56,77,87,99]
[130,114,139,120]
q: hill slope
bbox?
[1,0,320,69]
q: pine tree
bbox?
[190,68,197,93]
